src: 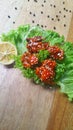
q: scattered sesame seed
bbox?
[53,26,56,30]
[69,10,72,13]
[45,25,47,28]
[58,19,60,21]
[37,24,39,26]
[63,1,65,4]
[59,11,61,13]
[8,15,11,18]
[33,13,36,16]
[34,0,37,2]
[51,18,54,21]
[63,8,66,10]
[41,25,43,28]
[64,15,66,17]
[15,7,17,10]
[64,24,66,27]
[41,4,44,7]
[56,15,58,18]
[53,5,56,8]
[66,9,68,12]
[13,21,15,24]
[32,20,35,23]
[41,11,43,14]
[44,0,46,3]
[29,12,32,14]
[47,15,50,18]
[50,4,52,6]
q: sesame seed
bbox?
[34,0,37,2]
[41,25,43,28]
[44,0,46,3]
[41,4,44,7]
[63,1,65,4]
[53,26,56,30]
[29,12,32,14]
[63,8,66,10]
[45,25,47,28]
[50,4,52,6]
[64,24,66,27]
[32,20,35,23]
[15,7,17,10]
[13,21,15,24]
[53,5,56,8]
[69,10,72,13]
[56,15,58,18]
[66,9,68,12]
[47,15,50,18]
[58,19,60,21]
[33,13,36,16]
[59,11,61,13]
[41,11,43,14]
[51,18,54,21]
[37,24,39,26]
[8,15,11,18]
[64,15,66,18]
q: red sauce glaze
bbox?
[21,36,64,85]
[21,52,38,68]
[42,42,49,50]
[27,41,43,53]
[26,36,43,42]
[36,59,56,83]
[48,46,64,60]
[27,36,49,53]
[42,59,56,69]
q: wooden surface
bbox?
[0,0,73,130]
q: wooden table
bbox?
[0,0,73,130]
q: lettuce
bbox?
[1,25,73,101]
[1,25,30,54]
[57,42,73,101]
[14,55,42,84]
[37,50,49,62]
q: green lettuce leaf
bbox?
[1,25,30,54]
[42,30,64,45]
[14,55,41,84]
[1,25,73,101]
[57,42,73,101]
[37,50,49,62]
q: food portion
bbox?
[0,42,17,65]
[21,52,38,68]
[1,25,73,101]
[21,36,64,85]
[36,59,56,84]
[48,46,64,60]
[27,36,49,53]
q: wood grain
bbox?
[0,65,55,130]
[14,0,73,39]
[67,14,73,42]
[46,13,73,130]
[0,1,73,130]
